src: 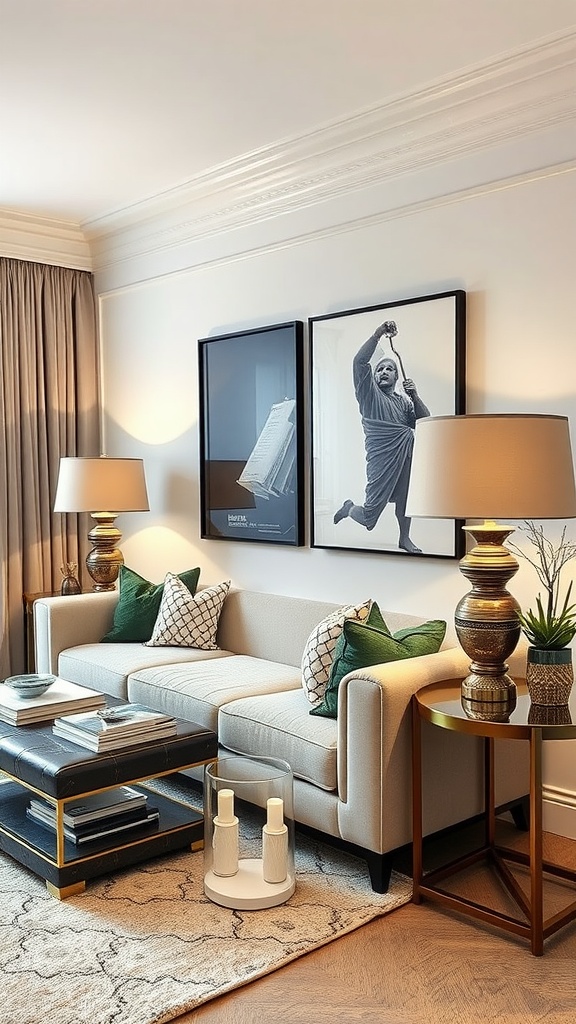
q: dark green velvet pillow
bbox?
[101,565,201,643]
[311,604,446,719]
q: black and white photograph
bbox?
[309,291,466,558]
[199,321,304,545]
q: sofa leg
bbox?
[366,852,394,893]
[509,795,530,832]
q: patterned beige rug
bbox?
[1,788,411,1024]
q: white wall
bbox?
[96,170,576,603]
[95,164,576,836]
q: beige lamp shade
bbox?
[406,414,576,521]
[54,457,150,513]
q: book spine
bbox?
[64,798,147,826]
[26,806,160,845]
[53,724,176,751]
[68,806,150,834]
[30,801,149,831]
[74,811,160,845]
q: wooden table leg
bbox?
[412,696,423,902]
[530,728,544,956]
[484,737,496,848]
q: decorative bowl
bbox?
[4,673,57,699]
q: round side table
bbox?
[412,678,576,956]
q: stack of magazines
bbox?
[26,786,160,846]
[52,702,178,752]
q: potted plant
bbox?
[508,521,576,705]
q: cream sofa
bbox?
[34,586,529,891]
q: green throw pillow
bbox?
[101,565,201,643]
[311,604,446,719]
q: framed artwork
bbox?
[309,290,466,559]
[199,321,304,545]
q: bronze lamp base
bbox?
[455,522,521,703]
[86,511,124,591]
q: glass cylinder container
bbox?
[204,755,295,909]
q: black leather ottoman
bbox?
[0,708,217,898]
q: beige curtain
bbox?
[0,257,100,677]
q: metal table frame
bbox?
[412,679,576,956]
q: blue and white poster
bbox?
[199,322,304,545]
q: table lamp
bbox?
[54,456,150,591]
[406,414,576,704]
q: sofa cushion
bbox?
[101,565,201,643]
[301,600,371,705]
[311,610,447,718]
[219,688,338,791]
[127,655,302,733]
[146,577,230,650]
[58,643,233,700]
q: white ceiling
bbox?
[2,0,576,228]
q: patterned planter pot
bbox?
[526,646,574,706]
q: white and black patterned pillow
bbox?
[301,600,371,705]
[145,575,230,650]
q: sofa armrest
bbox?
[34,592,119,675]
[336,645,476,853]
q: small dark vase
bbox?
[526,646,574,706]
[60,563,81,596]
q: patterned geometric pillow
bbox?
[145,575,230,650]
[301,600,372,705]
[100,565,201,643]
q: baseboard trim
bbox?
[543,785,576,840]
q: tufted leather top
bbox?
[0,704,217,800]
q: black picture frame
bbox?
[199,321,304,545]
[309,290,466,559]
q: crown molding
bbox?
[94,160,576,296]
[2,30,575,275]
[0,210,92,270]
[88,29,576,272]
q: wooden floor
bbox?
[177,820,576,1023]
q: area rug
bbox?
[0,789,411,1024]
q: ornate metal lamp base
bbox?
[455,522,522,703]
[86,512,124,591]
[461,672,517,703]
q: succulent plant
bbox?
[516,585,576,649]
[508,522,576,650]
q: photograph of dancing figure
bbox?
[333,319,429,553]
[310,291,465,559]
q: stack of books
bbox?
[52,702,178,752]
[0,678,106,726]
[26,785,160,846]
